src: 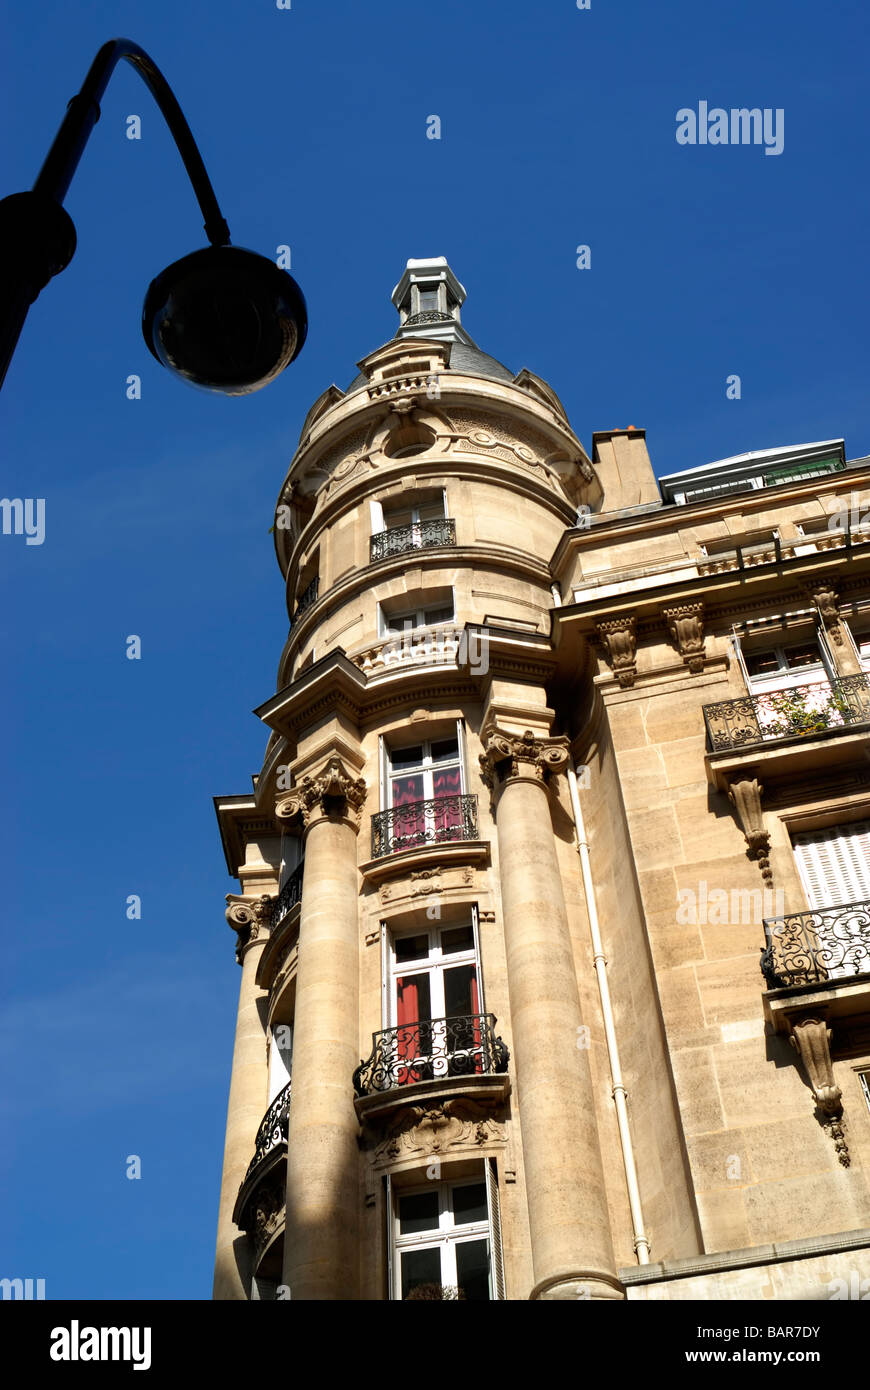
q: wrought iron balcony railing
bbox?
[761,899,870,988]
[371,794,478,858]
[353,1013,509,1097]
[703,675,870,752]
[270,860,304,931]
[242,1080,291,1185]
[370,518,457,563]
[291,575,319,624]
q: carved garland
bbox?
[369,1098,507,1165]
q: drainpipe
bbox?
[551,583,562,607]
[566,763,651,1265]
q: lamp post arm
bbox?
[33,37,231,246]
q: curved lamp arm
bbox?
[34,37,231,246]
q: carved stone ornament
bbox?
[804,578,843,646]
[727,775,773,886]
[788,1016,850,1167]
[595,617,637,688]
[276,755,367,830]
[663,603,705,673]
[371,1098,507,1164]
[226,894,272,963]
[479,727,570,793]
[248,1171,286,1257]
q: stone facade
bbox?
[212,259,870,1301]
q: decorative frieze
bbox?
[663,603,705,673]
[596,617,637,687]
[369,1097,507,1165]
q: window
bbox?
[792,820,870,981]
[382,496,446,533]
[381,599,454,637]
[383,731,465,850]
[389,918,483,1083]
[388,1163,505,1300]
[859,1071,870,1116]
[743,641,829,689]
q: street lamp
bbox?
[0,38,307,395]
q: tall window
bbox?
[383,731,464,849]
[791,820,870,981]
[389,1164,505,1300]
[389,919,482,1084]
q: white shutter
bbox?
[370,499,384,534]
[471,903,484,1008]
[380,920,390,1030]
[457,718,468,796]
[793,821,870,908]
[379,734,389,807]
[485,1158,506,1300]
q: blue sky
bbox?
[1,0,868,1299]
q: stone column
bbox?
[279,756,367,1300]
[213,895,272,1300]
[481,727,621,1300]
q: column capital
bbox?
[276,754,367,834]
[479,726,570,798]
[225,893,272,964]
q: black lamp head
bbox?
[142,244,307,394]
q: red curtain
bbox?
[391,775,425,848]
[432,766,462,839]
[396,976,422,1085]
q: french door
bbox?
[390,920,483,1084]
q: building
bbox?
[212,257,870,1301]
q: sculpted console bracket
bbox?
[663,603,706,673]
[788,1015,850,1167]
[595,617,637,688]
[726,774,773,886]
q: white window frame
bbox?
[383,729,465,807]
[268,1021,293,1102]
[387,912,483,1082]
[378,592,455,637]
[389,1163,504,1301]
[741,636,833,693]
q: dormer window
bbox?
[392,258,467,337]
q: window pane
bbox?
[390,746,424,773]
[418,500,445,522]
[398,1191,440,1235]
[452,1182,487,1225]
[784,643,821,669]
[441,924,474,954]
[395,933,430,963]
[444,964,478,1017]
[418,289,439,312]
[431,738,459,763]
[455,1238,490,1301]
[401,1246,442,1300]
[425,606,453,625]
[745,650,780,676]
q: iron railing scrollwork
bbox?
[371,794,478,857]
[270,860,304,931]
[370,518,456,562]
[242,1081,291,1184]
[353,1013,509,1096]
[761,898,870,988]
[703,675,870,752]
[291,575,319,625]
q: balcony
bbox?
[761,900,870,989]
[703,675,870,753]
[270,860,304,931]
[290,575,319,626]
[370,518,457,563]
[233,1081,292,1263]
[353,1014,509,1097]
[371,794,478,858]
